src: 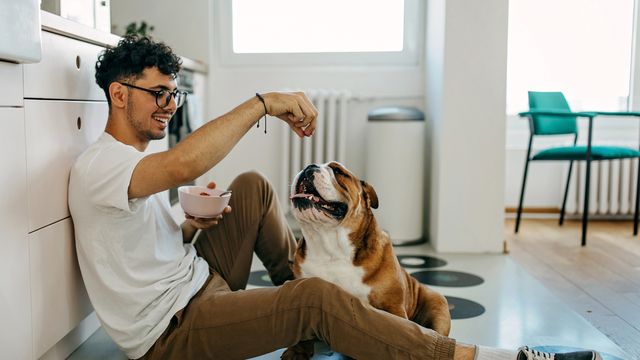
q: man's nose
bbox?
[164,97,177,113]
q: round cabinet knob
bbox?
[77,116,82,130]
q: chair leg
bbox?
[634,159,640,235]
[515,158,531,233]
[581,159,592,246]
[559,160,574,226]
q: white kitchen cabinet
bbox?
[25,100,108,232]
[0,108,32,360]
[28,218,94,358]
[20,28,109,359]
[0,61,23,107]
[1,12,206,357]
[23,31,105,101]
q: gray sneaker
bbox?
[517,346,603,360]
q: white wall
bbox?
[110,0,210,64]
[425,0,509,253]
[204,1,427,210]
[202,66,425,197]
[111,0,511,253]
[110,0,425,192]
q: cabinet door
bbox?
[25,100,108,232]
[29,218,94,358]
[0,108,32,360]
[23,31,105,101]
[0,61,23,107]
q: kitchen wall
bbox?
[111,0,509,253]
[424,0,508,252]
[111,0,426,204]
[110,0,210,64]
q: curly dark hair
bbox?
[95,35,182,105]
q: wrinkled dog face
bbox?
[290,162,378,226]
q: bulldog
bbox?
[282,162,450,359]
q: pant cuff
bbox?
[434,336,456,360]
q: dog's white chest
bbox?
[300,258,371,302]
[298,228,372,302]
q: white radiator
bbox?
[280,89,351,210]
[565,158,639,215]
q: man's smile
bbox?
[152,113,173,129]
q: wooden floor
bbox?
[505,218,640,359]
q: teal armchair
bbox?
[515,91,640,246]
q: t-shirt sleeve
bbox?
[83,143,148,213]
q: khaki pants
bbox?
[140,171,455,360]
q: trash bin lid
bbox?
[368,106,424,121]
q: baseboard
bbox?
[504,207,636,220]
[505,207,560,214]
[39,312,100,360]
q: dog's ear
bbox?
[360,180,379,209]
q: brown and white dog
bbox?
[283,162,450,359]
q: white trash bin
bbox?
[365,106,425,245]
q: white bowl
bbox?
[178,186,231,218]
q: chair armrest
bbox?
[588,111,640,117]
[518,110,597,118]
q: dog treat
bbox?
[199,192,210,196]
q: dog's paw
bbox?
[280,347,311,360]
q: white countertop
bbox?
[40,10,208,74]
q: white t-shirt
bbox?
[68,133,209,359]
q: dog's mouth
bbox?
[291,175,348,219]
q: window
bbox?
[232,0,404,53]
[216,0,422,66]
[506,0,634,114]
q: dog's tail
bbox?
[411,284,451,337]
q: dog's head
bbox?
[290,162,378,227]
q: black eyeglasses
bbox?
[118,82,187,109]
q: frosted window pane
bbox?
[232,0,404,53]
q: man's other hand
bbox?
[184,181,232,229]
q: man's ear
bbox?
[108,82,127,109]
[360,180,379,209]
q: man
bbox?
[68,36,602,360]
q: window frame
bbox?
[215,0,424,67]
[630,0,640,110]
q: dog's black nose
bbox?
[303,164,320,177]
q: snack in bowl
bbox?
[178,186,231,218]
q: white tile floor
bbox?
[68,242,629,360]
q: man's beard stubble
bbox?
[127,97,166,141]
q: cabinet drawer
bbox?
[25,100,108,232]
[23,31,105,101]
[0,61,23,106]
[29,218,93,358]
